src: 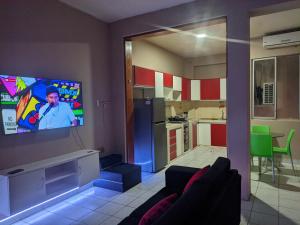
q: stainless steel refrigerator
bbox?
[134,98,167,172]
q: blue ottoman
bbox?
[99,154,123,169]
[93,155,141,192]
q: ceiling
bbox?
[144,23,226,58]
[59,0,196,23]
[142,8,300,58]
[59,1,300,58]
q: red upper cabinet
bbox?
[201,78,220,100]
[211,124,227,147]
[163,73,173,88]
[181,78,191,101]
[134,66,155,87]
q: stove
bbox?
[168,116,189,152]
[168,116,186,123]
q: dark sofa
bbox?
[118,157,241,225]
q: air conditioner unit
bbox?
[263,31,300,49]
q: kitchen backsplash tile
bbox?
[165,101,226,120]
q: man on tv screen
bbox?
[39,85,77,130]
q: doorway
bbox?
[124,18,228,171]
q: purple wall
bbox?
[0,0,112,169]
[0,0,297,200]
[109,0,294,200]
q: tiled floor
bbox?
[7,146,300,225]
[242,157,300,225]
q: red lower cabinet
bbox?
[211,124,227,147]
[170,145,177,160]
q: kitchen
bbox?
[131,19,227,171]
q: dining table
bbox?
[271,132,285,138]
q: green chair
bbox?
[250,133,275,182]
[250,125,270,167]
[273,129,296,176]
[251,125,270,134]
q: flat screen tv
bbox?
[0,74,84,135]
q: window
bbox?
[252,57,276,119]
[252,55,300,119]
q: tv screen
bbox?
[0,75,84,135]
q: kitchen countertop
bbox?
[166,123,183,129]
[197,119,227,124]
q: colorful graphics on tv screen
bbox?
[0,75,84,134]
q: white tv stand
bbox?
[0,150,99,218]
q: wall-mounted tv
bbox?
[0,75,84,135]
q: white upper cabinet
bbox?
[191,80,200,100]
[155,72,164,98]
[220,78,226,100]
[173,76,182,91]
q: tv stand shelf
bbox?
[45,160,77,184]
[45,171,77,184]
[0,150,99,217]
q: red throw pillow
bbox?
[138,193,177,225]
[183,166,210,193]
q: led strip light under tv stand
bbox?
[0,150,99,224]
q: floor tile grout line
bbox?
[247,180,259,225]
[277,182,280,225]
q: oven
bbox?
[168,116,190,152]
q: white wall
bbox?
[132,40,184,75]
[183,54,226,79]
